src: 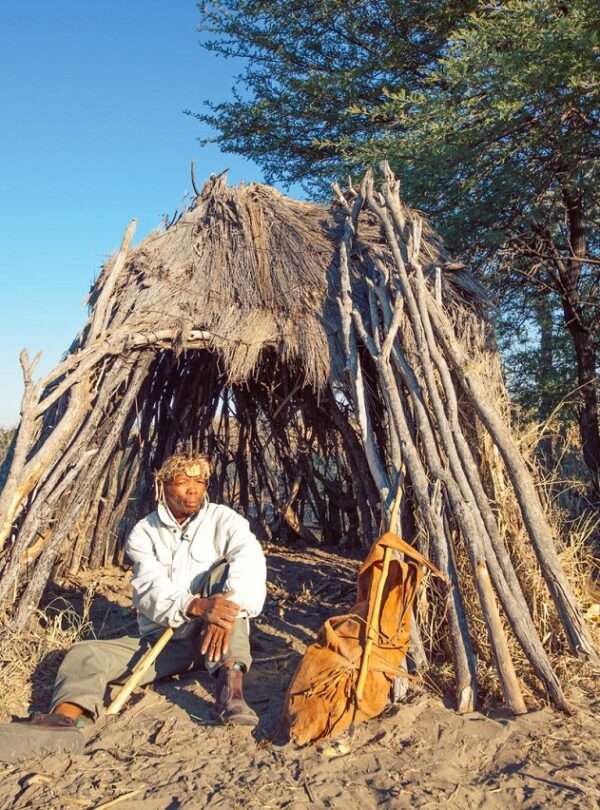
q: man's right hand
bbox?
[186,593,240,629]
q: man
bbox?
[0,452,267,762]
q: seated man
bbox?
[0,452,267,762]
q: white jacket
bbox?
[126,500,267,638]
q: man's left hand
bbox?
[201,623,232,663]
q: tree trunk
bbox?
[560,187,600,481]
[561,296,600,478]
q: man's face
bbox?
[164,472,207,521]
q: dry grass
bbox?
[0,598,94,720]
[412,402,600,710]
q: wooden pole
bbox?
[355,545,392,702]
[355,486,402,702]
[105,627,174,716]
[476,561,527,714]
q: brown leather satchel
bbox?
[285,532,442,744]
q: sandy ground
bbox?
[0,546,598,810]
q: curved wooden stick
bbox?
[106,627,174,716]
[355,545,392,702]
[355,483,402,702]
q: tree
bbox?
[495,291,578,422]
[194,0,600,482]
[192,0,478,191]
[360,0,600,478]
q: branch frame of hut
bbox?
[0,164,596,715]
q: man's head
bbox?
[155,453,211,522]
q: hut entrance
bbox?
[113,347,378,557]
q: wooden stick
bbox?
[363,174,531,713]
[411,265,569,709]
[365,192,566,708]
[337,191,392,505]
[105,627,174,715]
[93,788,144,810]
[356,545,392,702]
[356,484,402,702]
[89,219,136,341]
[350,285,478,712]
[476,561,527,715]
[425,293,598,664]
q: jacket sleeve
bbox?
[126,523,193,629]
[222,513,267,618]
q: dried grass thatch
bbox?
[0,166,596,714]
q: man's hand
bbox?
[187,592,239,661]
[201,623,232,662]
[186,593,240,629]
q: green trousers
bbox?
[50,560,251,719]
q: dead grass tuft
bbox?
[413,400,600,710]
[0,598,94,720]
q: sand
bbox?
[0,546,598,809]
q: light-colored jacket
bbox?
[126,500,267,638]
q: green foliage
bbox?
[0,429,15,465]
[495,293,578,422]
[194,1,599,229]
[350,0,600,258]
[192,0,479,192]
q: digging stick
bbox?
[355,486,402,702]
[355,545,392,702]
[106,627,174,715]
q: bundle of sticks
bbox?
[332,162,597,714]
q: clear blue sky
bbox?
[0,2,298,426]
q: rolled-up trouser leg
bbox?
[50,633,198,719]
[195,560,252,675]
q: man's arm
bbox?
[221,513,267,617]
[126,525,193,628]
[190,511,265,663]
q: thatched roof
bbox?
[85,174,484,388]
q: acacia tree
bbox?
[193,0,600,482]
[193,0,478,191]
[495,292,578,423]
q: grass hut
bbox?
[0,165,596,714]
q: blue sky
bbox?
[0,2,298,426]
